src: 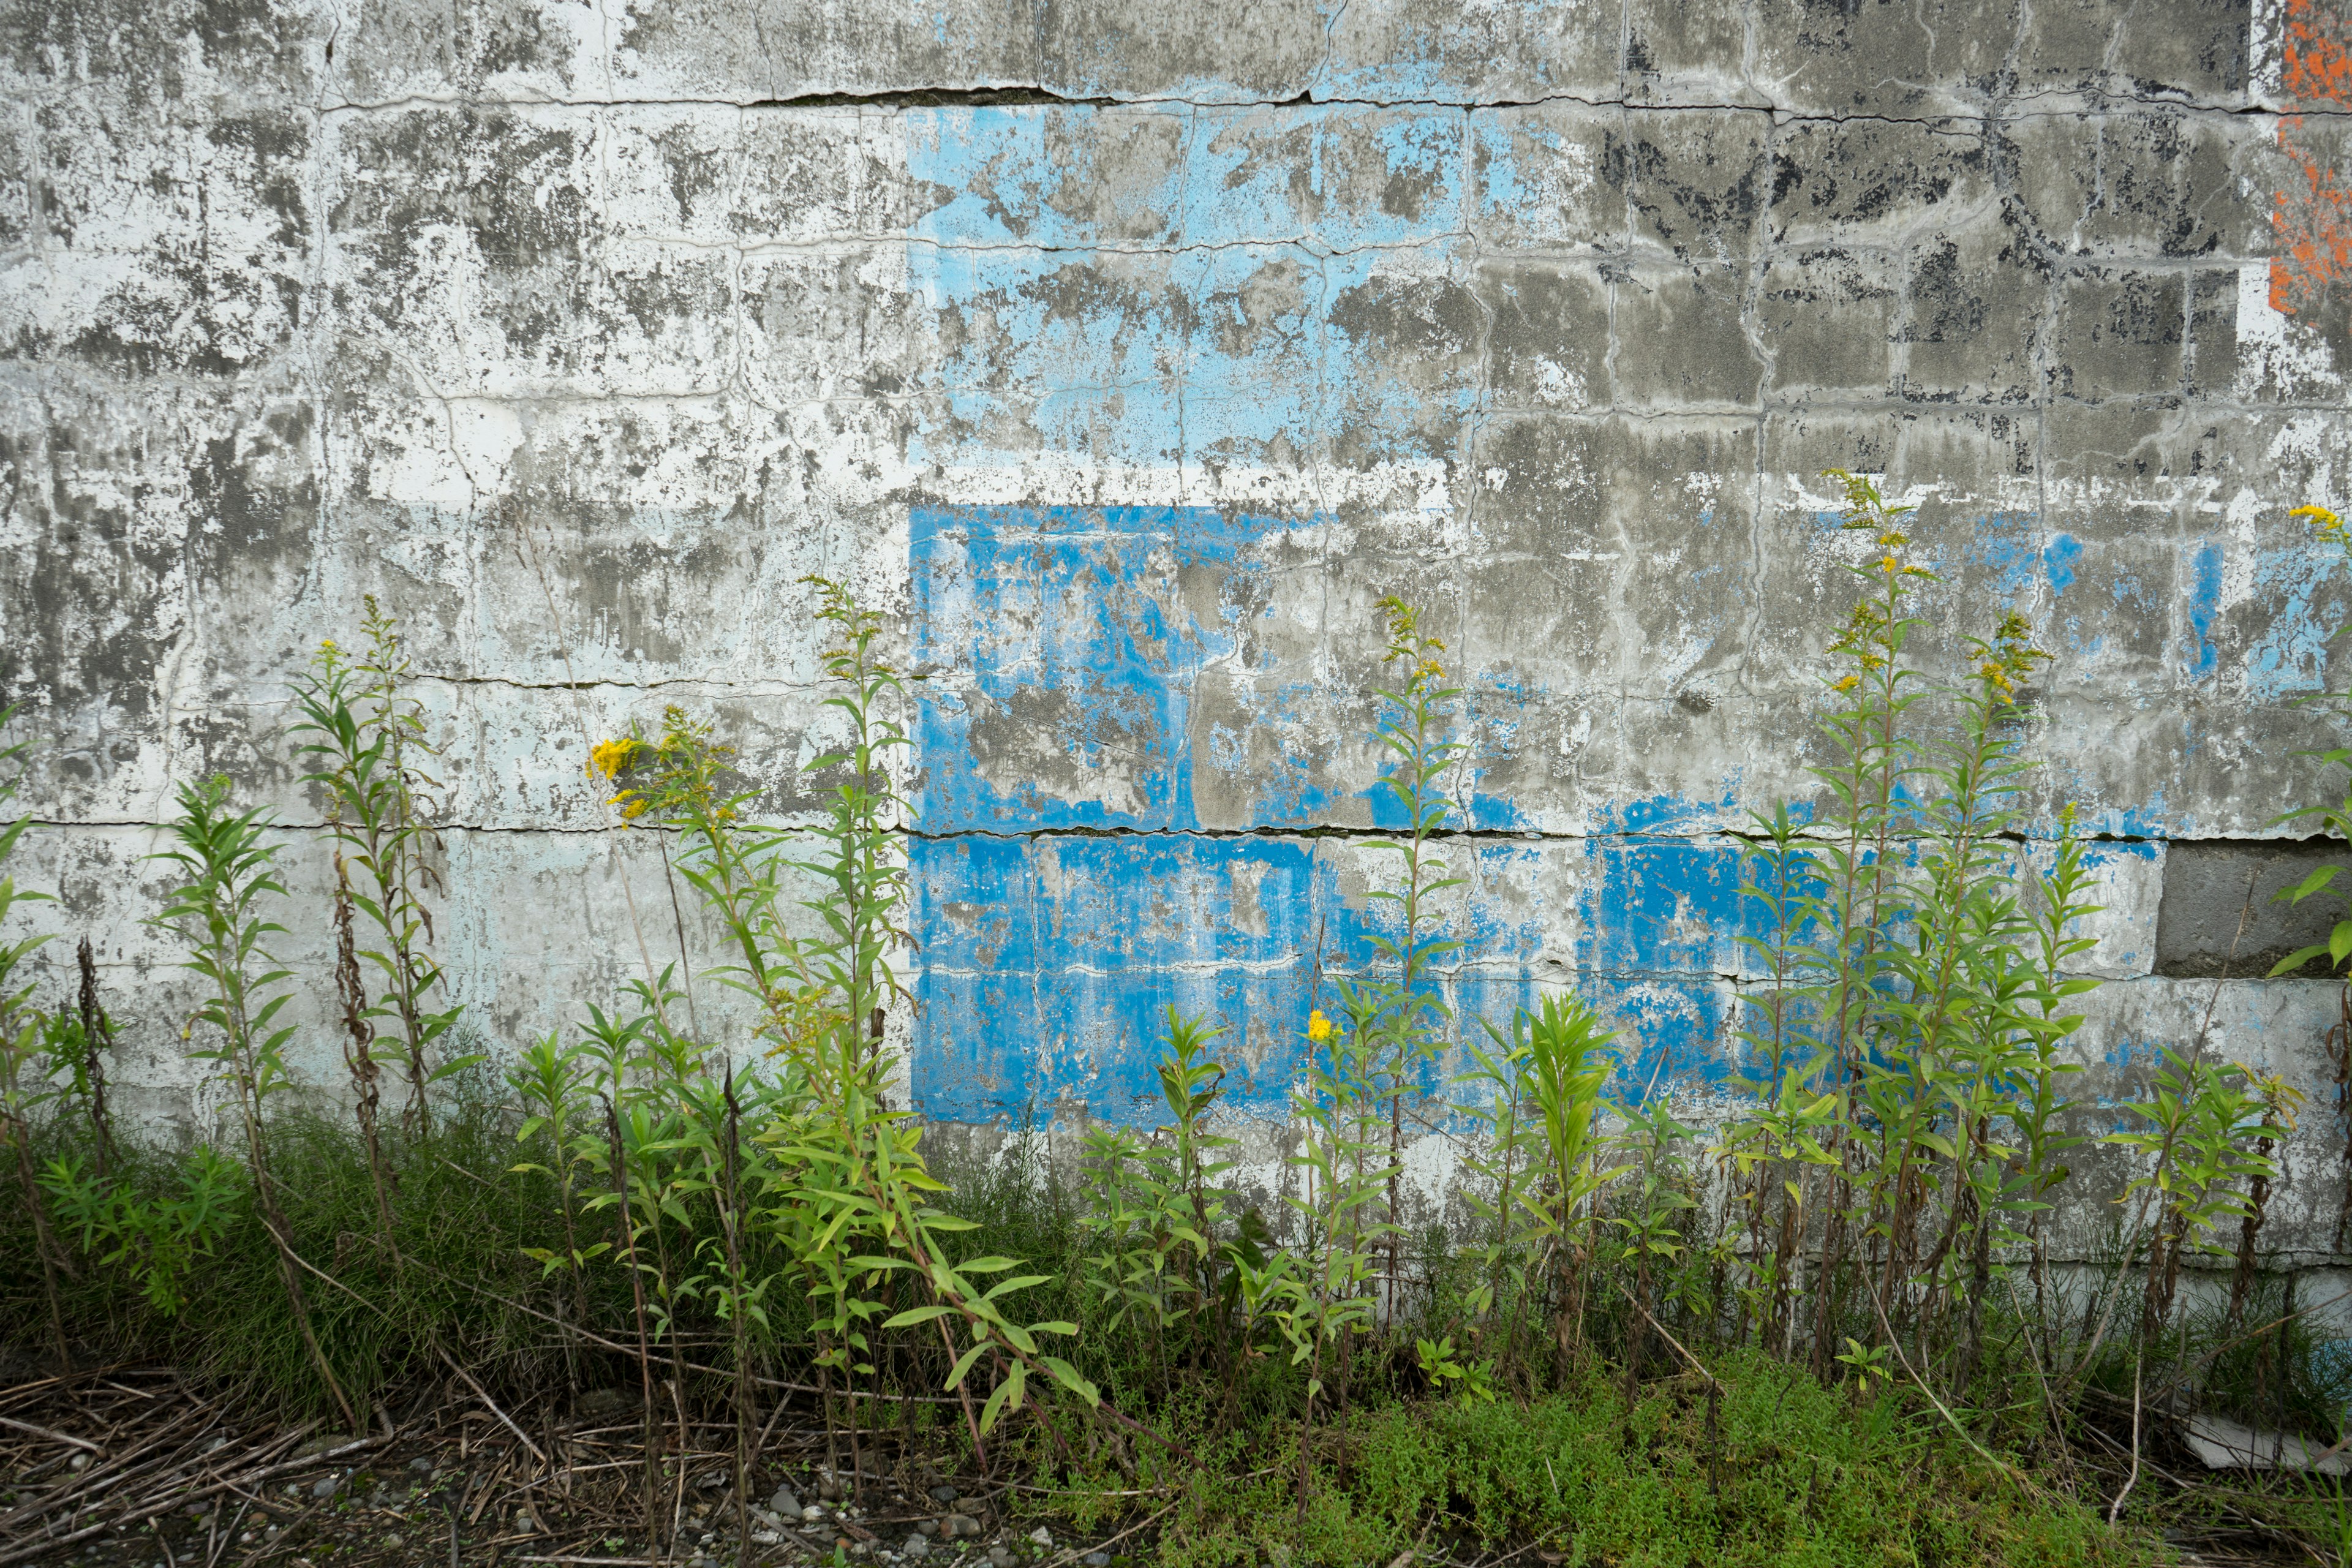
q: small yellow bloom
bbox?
[2294,504,2348,543]
[1831,674,1862,693]
[1306,1009,1333,1042]
[589,737,635,780]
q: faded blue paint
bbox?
[911,503,1332,832]
[1453,974,1738,1108]
[2188,541,2223,678]
[888,111,2314,1127]
[2079,795,2176,842]
[1185,105,1465,251]
[902,104,1485,473]
[910,834,1319,1123]
[1968,510,2046,605]
[2043,529,2094,657]
[2043,532,2081,595]
[2244,542,2344,703]
[1468,112,1616,249]
[910,829,1751,1125]
[1605,788,1744,836]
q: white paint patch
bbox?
[2237,260,2348,405]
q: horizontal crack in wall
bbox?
[291,83,2352,125]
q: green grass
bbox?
[1017,1354,2160,1568]
[0,1099,2270,1568]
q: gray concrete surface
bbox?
[5,0,2352,1259]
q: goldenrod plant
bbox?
[43,1141,236,1319]
[149,774,361,1433]
[1605,1097,1698,1402]
[507,1028,608,1361]
[1078,1009,1237,1395]
[577,581,1106,1504]
[1799,469,1936,1371]
[289,601,469,1128]
[1275,1000,1390,1525]
[2103,1049,2279,1352]
[1359,596,1465,1325]
[1463,995,1615,1382]
[2015,809,2100,1322]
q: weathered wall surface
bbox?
[7,0,2352,1249]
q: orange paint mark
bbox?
[2272,0,2352,315]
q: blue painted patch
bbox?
[2079,793,2175,842]
[910,834,1311,1123]
[2043,533,2081,595]
[2244,541,2345,703]
[905,550,1760,1126]
[910,830,1751,1125]
[2187,541,2223,679]
[1965,510,2046,606]
[911,503,1341,832]
[902,105,1483,473]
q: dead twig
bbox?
[0,1415,101,1452]
[2108,1355,2143,1528]
[0,1427,393,1568]
[1612,1282,1722,1393]
[435,1342,549,1465]
[1035,1501,1179,1568]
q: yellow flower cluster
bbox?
[589,737,636,779]
[1376,594,1451,688]
[1868,532,1932,580]
[1827,600,1893,677]
[588,737,651,820]
[1306,1009,1333,1042]
[1976,610,2049,705]
[2294,503,2347,545]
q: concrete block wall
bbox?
[7,0,2352,1253]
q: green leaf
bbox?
[2283,865,2342,903]
[943,1341,991,1390]
[956,1254,1019,1274]
[1038,1355,1099,1406]
[2261,946,2323,979]
[883,1304,954,1330]
[978,1365,1024,1434]
[981,1273,1050,1303]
